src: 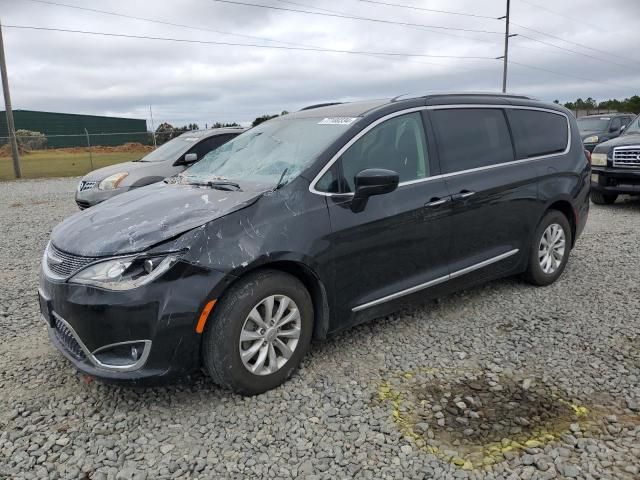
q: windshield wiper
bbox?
[206,180,242,191]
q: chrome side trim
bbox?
[351,249,519,312]
[448,249,520,279]
[49,312,152,372]
[309,104,571,197]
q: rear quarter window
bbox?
[506,109,568,159]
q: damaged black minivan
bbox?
[39,94,590,395]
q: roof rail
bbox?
[392,91,536,102]
[299,102,343,111]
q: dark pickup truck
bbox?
[591,114,640,204]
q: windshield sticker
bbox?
[318,117,358,125]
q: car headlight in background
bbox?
[583,135,599,144]
[99,172,129,190]
[70,254,178,290]
[591,153,608,166]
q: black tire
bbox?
[524,210,573,287]
[590,191,617,205]
[202,269,313,395]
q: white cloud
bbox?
[2,0,639,127]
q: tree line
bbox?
[153,111,289,145]
[554,95,640,114]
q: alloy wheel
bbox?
[538,223,566,275]
[239,295,301,376]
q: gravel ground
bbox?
[1,178,639,480]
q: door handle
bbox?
[451,190,475,201]
[425,197,450,208]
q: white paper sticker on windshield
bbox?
[318,117,358,125]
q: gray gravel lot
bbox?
[1,178,639,480]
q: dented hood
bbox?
[51,182,265,257]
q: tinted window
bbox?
[610,117,621,131]
[431,109,514,173]
[507,109,568,159]
[190,134,236,160]
[317,112,429,193]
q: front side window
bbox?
[507,109,568,159]
[318,112,429,193]
[431,108,514,173]
[183,118,354,188]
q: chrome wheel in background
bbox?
[538,223,566,274]
[239,295,301,376]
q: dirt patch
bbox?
[378,368,594,469]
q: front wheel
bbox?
[590,191,617,205]
[202,269,313,395]
[524,210,572,287]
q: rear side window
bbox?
[431,108,514,173]
[506,109,568,159]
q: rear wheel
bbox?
[524,210,572,286]
[202,269,313,395]
[590,191,617,205]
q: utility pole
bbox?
[0,19,21,178]
[149,105,157,149]
[498,0,515,93]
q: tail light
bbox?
[584,149,592,166]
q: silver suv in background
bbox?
[75,127,246,209]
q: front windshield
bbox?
[138,135,200,162]
[623,115,640,135]
[182,117,356,187]
[577,117,610,132]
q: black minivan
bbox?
[39,94,590,395]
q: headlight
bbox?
[583,136,599,144]
[591,153,607,166]
[70,254,178,290]
[99,172,129,190]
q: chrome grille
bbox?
[78,180,97,192]
[613,146,640,168]
[53,315,86,361]
[47,244,97,278]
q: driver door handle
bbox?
[425,197,450,208]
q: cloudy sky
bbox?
[2,0,640,128]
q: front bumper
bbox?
[75,186,132,210]
[591,166,640,195]
[39,261,231,384]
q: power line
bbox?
[14,0,490,74]
[518,0,600,30]
[2,24,496,60]
[511,21,640,67]
[19,0,323,49]
[210,0,504,35]
[353,0,497,20]
[514,32,638,71]
[508,60,630,89]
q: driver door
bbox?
[315,111,452,329]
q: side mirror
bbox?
[183,153,198,163]
[621,124,626,132]
[351,168,399,213]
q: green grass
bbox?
[0,150,145,180]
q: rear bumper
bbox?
[591,166,640,195]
